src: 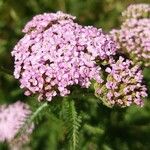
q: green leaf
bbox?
[63,98,81,150]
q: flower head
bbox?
[0,101,32,142]
[12,11,116,101]
[110,18,150,67]
[122,4,150,20]
[94,56,147,107]
[22,11,76,34]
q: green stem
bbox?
[65,99,81,150]
[69,100,76,150]
[16,102,49,137]
[29,102,48,122]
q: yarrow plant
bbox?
[11,11,147,107]
[0,8,149,150]
[94,56,147,107]
[0,101,33,149]
[12,11,116,101]
[110,4,150,67]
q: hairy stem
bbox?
[69,100,76,150]
[64,98,81,150]
[30,102,48,122]
[16,102,49,137]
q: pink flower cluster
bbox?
[12,11,147,107]
[22,11,76,34]
[95,57,147,107]
[12,11,116,101]
[0,101,32,142]
[110,9,150,67]
[122,4,150,20]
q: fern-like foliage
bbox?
[63,99,81,150]
[16,102,49,138]
[83,124,104,135]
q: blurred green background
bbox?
[0,0,150,150]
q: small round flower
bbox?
[122,4,150,20]
[12,11,116,101]
[0,101,33,142]
[94,56,147,107]
[110,18,150,67]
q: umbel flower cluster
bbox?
[12,11,147,107]
[110,4,150,67]
[0,101,33,142]
[94,57,147,107]
[12,11,116,101]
